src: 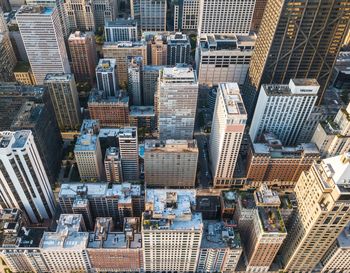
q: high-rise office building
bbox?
[103,41,147,86]
[0,130,56,223]
[88,90,130,127]
[92,0,117,28]
[320,224,350,273]
[142,65,163,105]
[68,31,97,84]
[13,62,35,85]
[104,19,138,42]
[144,139,198,187]
[157,66,198,140]
[280,154,350,272]
[16,5,70,84]
[250,0,268,33]
[245,186,287,272]
[150,35,167,65]
[62,0,95,32]
[10,101,63,186]
[167,32,191,65]
[128,56,143,105]
[96,58,118,96]
[142,189,203,272]
[130,0,141,23]
[74,120,104,180]
[0,33,16,82]
[250,79,318,146]
[209,83,247,187]
[196,33,256,87]
[44,73,82,131]
[129,106,156,134]
[104,147,123,183]
[197,221,242,273]
[198,0,255,35]
[140,0,167,31]
[246,133,320,189]
[312,102,350,158]
[174,0,200,31]
[243,0,350,115]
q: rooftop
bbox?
[161,65,196,82]
[105,19,137,27]
[103,41,146,49]
[17,5,53,15]
[144,139,198,153]
[129,106,155,117]
[68,31,94,40]
[200,33,256,51]
[13,61,31,73]
[257,207,286,234]
[335,51,350,74]
[41,214,89,250]
[44,73,72,82]
[263,79,319,96]
[143,189,202,231]
[96,59,116,73]
[254,184,281,207]
[98,127,137,139]
[221,191,238,209]
[219,83,247,116]
[201,221,241,249]
[337,224,350,248]
[74,131,98,152]
[88,89,129,104]
[0,82,45,97]
[167,32,190,44]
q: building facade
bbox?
[144,139,198,187]
[68,31,97,84]
[140,0,167,31]
[0,32,16,82]
[209,83,247,187]
[249,79,318,146]
[62,0,95,32]
[92,0,117,28]
[157,66,198,140]
[128,56,143,105]
[16,5,70,84]
[167,32,191,65]
[105,19,138,42]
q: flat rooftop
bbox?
[219,83,247,116]
[105,19,137,27]
[0,82,45,96]
[68,31,93,40]
[17,5,53,15]
[12,130,31,148]
[263,79,319,96]
[162,66,196,81]
[143,189,202,231]
[13,62,31,73]
[44,73,72,82]
[337,225,350,248]
[129,106,155,117]
[96,59,116,73]
[74,132,98,152]
[254,184,281,207]
[103,41,146,49]
[144,139,198,153]
[201,221,241,249]
[88,90,129,104]
[99,127,137,139]
[222,191,238,209]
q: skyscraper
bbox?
[243,0,350,115]
[209,83,247,187]
[104,147,123,183]
[92,0,117,28]
[0,130,56,223]
[128,56,143,105]
[151,35,167,65]
[144,139,199,188]
[16,5,70,84]
[62,0,95,32]
[0,32,16,82]
[68,31,97,84]
[140,0,167,31]
[96,58,118,97]
[175,0,200,31]
[250,0,268,33]
[280,153,350,271]
[104,19,138,42]
[249,79,318,146]
[142,65,163,105]
[44,73,82,131]
[156,66,198,140]
[198,0,255,35]
[142,189,203,272]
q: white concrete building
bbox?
[250,79,319,146]
[0,130,56,223]
[104,147,123,183]
[44,73,82,131]
[140,0,167,31]
[96,58,118,97]
[198,0,255,35]
[209,83,247,187]
[142,189,203,272]
[312,102,350,158]
[321,224,350,273]
[92,0,117,28]
[197,33,256,87]
[105,19,138,42]
[128,56,143,105]
[157,65,198,140]
[74,120,104,181]
[16,5,70,84]
[40,214,91,273]
[144,139,198,187]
